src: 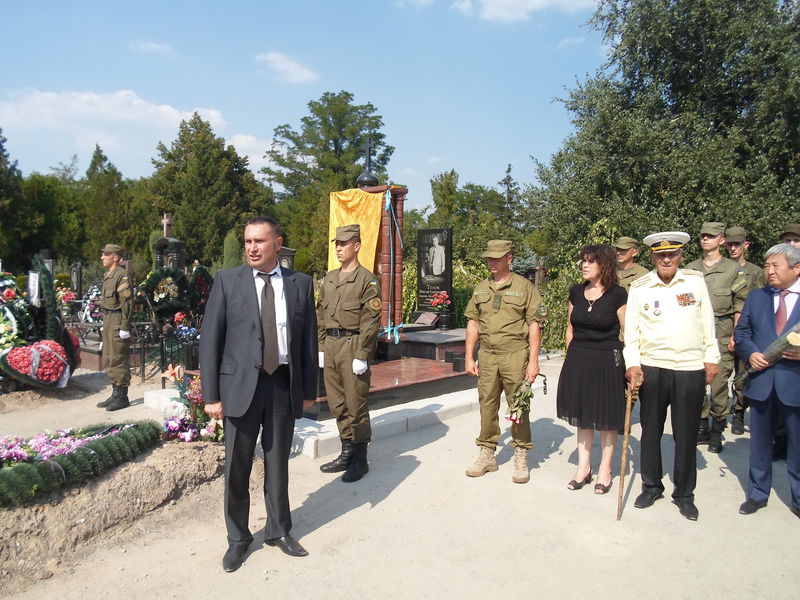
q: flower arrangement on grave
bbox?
[55,287,76,307]
[173,311,198,341]
[161,364,223,443]
[138,267,190,316]
[0,421,162,507]
[430,290,452,311]
[0,259,79,390]
[1,340,70,386]
[79,284,104,322]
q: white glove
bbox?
[118,330,131,340]
[352,358,368,375]
[318,351,325,368]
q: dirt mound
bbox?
[0,441,225,596]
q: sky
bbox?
[1,0,606,212]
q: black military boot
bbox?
[97,384,119,408]
[320,439,354,473]
[342,442,369,483]
[731,409,745,435]
[106,386,130,411]
[708,417,726,454]
[697,417,710,445]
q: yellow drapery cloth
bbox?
[327,188,384,272]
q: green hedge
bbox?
[0,421,162,508]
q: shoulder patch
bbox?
[368,297,382,312]
[731,276,747,294]
[630,275,651,289]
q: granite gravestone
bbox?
[417,228,453,318]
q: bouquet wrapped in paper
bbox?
[734,322,800,385]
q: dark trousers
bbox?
[747,391,800,509]
[639,366,705,499]
[224,366,294,547]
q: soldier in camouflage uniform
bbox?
[724,226,766,435]
[96,243,133,411]
[685,223,747,453]
[615,236,650,292]
[317,225,382,483]
[464,240,546,484]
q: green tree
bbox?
[262,90,394,276]
[151,113,273,266]
[222,229,242,269]
[531,0,800,349]
[0,130,26,271]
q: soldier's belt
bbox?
[715,314,734,322]
[326,328,359,339]
[103,309,122,314]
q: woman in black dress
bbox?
[557,244,627,494]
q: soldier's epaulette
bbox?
[682,269,704,277]
[629,275,651,289]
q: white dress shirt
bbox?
[772,279,800,316]
[252,266,288,365]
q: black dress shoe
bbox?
[265,535,308,557]
[672,498,699,521]
[222,544,248,572]
[739,499,768,515]
[634,489,664,509]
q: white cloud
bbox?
[450,0,473,16]
[425,155,443,165]
[557,35,585,48]
[254,52,319,84]
[477,0,597,23]
[129,39,175,57]
[0,89,231,177]
[227,133,272,173]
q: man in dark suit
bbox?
[200,216,318,572]
[734,243,800,518]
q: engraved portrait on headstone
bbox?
[417,228,452,310]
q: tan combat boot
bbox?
[465,446,498,477]
[512,447,529,484]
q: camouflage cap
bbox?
[100,243,124,255]
[724,226,747,243]
[481,240,512,258]
[614,236,638,250]
[332,224,360,242]
[700,222,726,236]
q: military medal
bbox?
[653,300,661,316]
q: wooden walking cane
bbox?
[616,383,638,520]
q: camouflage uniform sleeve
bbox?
[117,271,133,331]
[356,272,382,361]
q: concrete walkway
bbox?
[4,354,800,599]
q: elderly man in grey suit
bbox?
[200,216,318,572]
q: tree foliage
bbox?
[531,0,800,349]
[150,113,273,266]
[262,90,394,276]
